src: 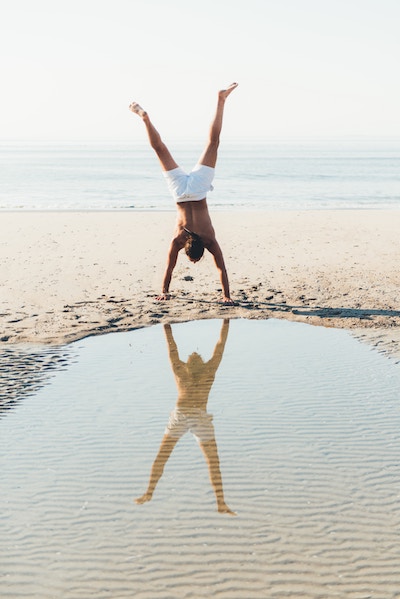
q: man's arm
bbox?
[156,239,182,301]
[207,319,230,371]
[164,323,185,378]
[207,240,234,304]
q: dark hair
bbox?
[184,231,204,262]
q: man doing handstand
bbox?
[129,82,238,304]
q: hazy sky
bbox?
[1,0,399,141]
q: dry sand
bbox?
[1,210,400,358]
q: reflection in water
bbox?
[135,319,236,515]
[0,346,72,416]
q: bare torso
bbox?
[174,199,216,247]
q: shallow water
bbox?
[1,140,400,210]
[1,318,400,598]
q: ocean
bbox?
[1,139,399,211]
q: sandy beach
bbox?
[2,212,400,599]
[1,209,400,358]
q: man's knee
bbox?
[152,140,168,154]
[208,138,220,149]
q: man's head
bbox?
[187,352,204,368]
[184,231,204,263]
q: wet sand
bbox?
[1,210,400,358]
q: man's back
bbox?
[176,199,216,245]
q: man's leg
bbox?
[198,83,238,168]
[129,102,178,172]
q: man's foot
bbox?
[135,492,153,504]
[218,503,237,516]
[218,82,238,101]
[129,101,147,117]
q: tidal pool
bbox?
[1,318,400,598]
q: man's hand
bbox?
[156,293,171,301]
[222,296,235,305]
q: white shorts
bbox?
[165,408,215,443]
[163,163,215,203]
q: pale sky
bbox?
[1,0,399,141]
